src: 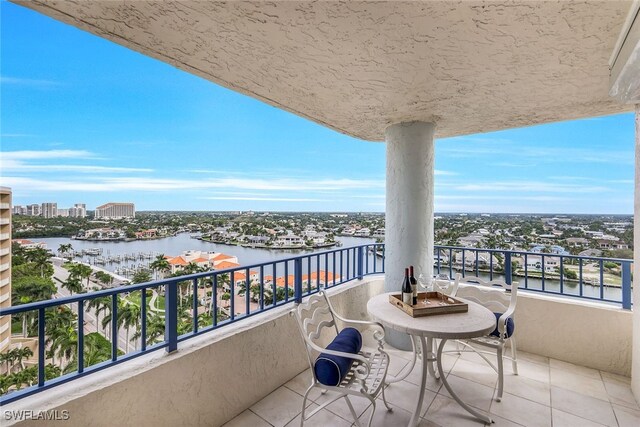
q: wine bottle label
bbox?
[402,292,412,305]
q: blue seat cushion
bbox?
[490,312,515,338]
[314,327,362,386]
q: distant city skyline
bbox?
[0,2,635,214]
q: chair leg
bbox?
[381,385,393,412]
[300,386,313,427]
[344,396,363,427]
[366,401,376,427]
[496,346,504,402]
[510,338,518,375]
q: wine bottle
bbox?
[402,268,412,305]
[409,265,418,305]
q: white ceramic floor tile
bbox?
[251,386,307,427]
[356,401,412,427]
[486,414,526,427]
[284,369,323,402]
[601,371,631,385]
[612,404,640,427]
[222,410,272,427]
[383,379,437,415]
[549,359,602,380]
[286,403,352,427]
[387,353,410,377]
[450,358,498,388]
[550,367,609,401]
[316,391,372,421]
[550,386,617,427]
[489,392,551,427]
[516,359,550,384]
[603,378,640,410]
[551,408,606,427]
[501,373,550,406]
[516,351,549,367]
[440,374,495,412]
[423,394,491,427]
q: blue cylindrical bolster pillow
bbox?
[314,327,363,386]
[490,312,515,338]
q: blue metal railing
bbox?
[0,244,384,404]
[0,243,632,403]
[433,245,633,309]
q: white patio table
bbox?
[367,292,496,426]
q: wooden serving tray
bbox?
[389,292,468,317]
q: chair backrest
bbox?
[453,273,517,314]
[292,291,340,369]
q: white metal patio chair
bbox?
[449,273,518,402]
[291,291,392,427]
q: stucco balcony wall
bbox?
[3,275,632,426]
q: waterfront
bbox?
[34,233,625,303]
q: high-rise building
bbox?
[26,204,40,216]
[0,187,11,353]
[69,203,86,218]
[57,208,69,217]
[94,202,135,219]
[12,205,26,215]
[41,202,57,218]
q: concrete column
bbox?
[385,121,435,350]
[633,105,640,398]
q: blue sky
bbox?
[0,2,635,214]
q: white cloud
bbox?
[1,150,94,160]
[1,76,61,87]
[201,196,331,202]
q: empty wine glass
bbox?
[417,272,431,304]
[435,273,450,305]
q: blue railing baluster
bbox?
[622,262,632,310]
[579,259,583,297]
[357,246,363,279]
[541,255,545,291]
[284,262,289,302]
[272,263,277,306]
[213,274,219,326]
[193,278,199,333]
[111,294,118,360]
[560,257,564,295]
[599,260,604,300]
[78,299,84,373]
[489,251,493,280]
[307,256,311,294]
[230,271,236,318]
[504,252,512,286]
[259,266,264,311]
[141,288,147,350]
[245,268,250,317]
[38,308,45,387]
[449,248,453,279]
[294,258,303,304]
[462,249,466,278]
[165,282,178,353]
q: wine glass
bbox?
[417,272,431,304]
[434,273,450,305]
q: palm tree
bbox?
[14,347,33,371]
[58,243,73,259]
[62,276,83,295]
[24,247,52,278]
[68,263,93,288]
[93,271,114,288]
[132,313,165,346]
[131,269,152,284]
[150,255,170,280]
[12,276,57,337]
[50,324,78,369]
[44,307,76,365]
[87,295,111,335]
[118,302,141,351]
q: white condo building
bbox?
[40,202,57,218]
[94,202,135,219]
[0,187,11,353]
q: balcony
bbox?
[0,244,636,426]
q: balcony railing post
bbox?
[622,261,632,310]
[504,252,512,286]
[294,258,303,304]
[357,246,364,280]
[165,281,178,353]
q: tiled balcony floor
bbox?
[223,342,640,427]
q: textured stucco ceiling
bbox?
[15,0,635,141]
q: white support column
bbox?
[385,121,435,350]
[633,105,640,398]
